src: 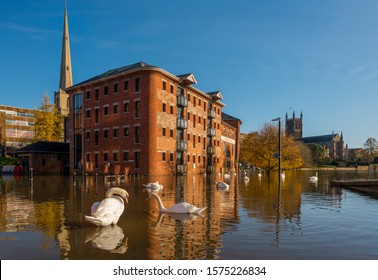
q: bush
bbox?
[0,157,19,168]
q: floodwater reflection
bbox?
[1,170,378,259]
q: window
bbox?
[135,101,141,118]
[162,81,166,91]
[162,152,166,161]
[124,80,129,91]
[94,153,99,168]
[162,127,166,137]
[86,90,90,100]
[193,97,196,107]
[170,129,173,138]
[193,155,196,163]
[123,151,129,161]
[95,89,99,101]
[170,153,173,162]
[95,108,99,123]
[113,152,118,162]
[187,154,190,162]
[104,106,109,116]
[162,103,166,112]
[104,129,109,139]
[193,135,196,148]
[135,77,140,92]
[135,126,140,143]
[114,83,118,93]
[86,131,90,141]
[170,84,174,94]
[113,128,118,138]
[123,102,129,113]
[104,152,109,162]
[104,86,108,96]
[193,115,196,127]
[95,130,99,146]
[113,104,118,114]
[86,109,91,118]
[170,106,173,114]
[123,126,129,137]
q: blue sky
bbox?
[1,0,378,148]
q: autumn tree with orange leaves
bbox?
[240,123,304,174]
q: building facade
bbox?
[0,105,37,152]
[301,132,345,160]
[285,111,303,139]
[66,62,241,175]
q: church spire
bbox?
[59,3,73,90]
[55,2,72,117]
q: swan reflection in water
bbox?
[85,225,128,254]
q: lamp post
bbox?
[272,117,281,182]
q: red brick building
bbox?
[66,62,241,175]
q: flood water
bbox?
[1,170,378,260]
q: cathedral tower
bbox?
[54,3,72,116]
[285,111,303,139]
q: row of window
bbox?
[85,100,141,122]
[86,151,140,169]
[85,150,220,167]
[85,77,141,101]
[86,126,141,145]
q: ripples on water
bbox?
[1,170,378,260]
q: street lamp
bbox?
[272,117,281,182]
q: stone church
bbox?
[285,111,345,160]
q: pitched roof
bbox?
[222,112,241,122]
[70,62,154,88]
[301,134,334,143]
[13,141,69,154]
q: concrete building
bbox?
[66,62,241,175]
[0,105,37,152]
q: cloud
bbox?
[343,66,364,81]
[0,21,58,35]
[362,70,378,81]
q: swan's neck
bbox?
[152,193,166,211]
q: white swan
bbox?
[280,171,286,180]
[150,192,207,214]
[243,175,250,181]
[309,172,318,183]
[257,171,262,178]
[216,181,230,191]
[144,181,163,193]
[85,187,129,226]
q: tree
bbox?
[363,137,378,156]
[307,143,326,166]
[33,93,64,142]
[240,123,304,174]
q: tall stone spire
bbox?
[55,2,72,116]
[59,3,73,90]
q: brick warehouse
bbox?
[66,62,241,176]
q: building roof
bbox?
[13,141,69,154]
[71,62,154,88]
[301,134,335,143]
[222,112,242,122]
